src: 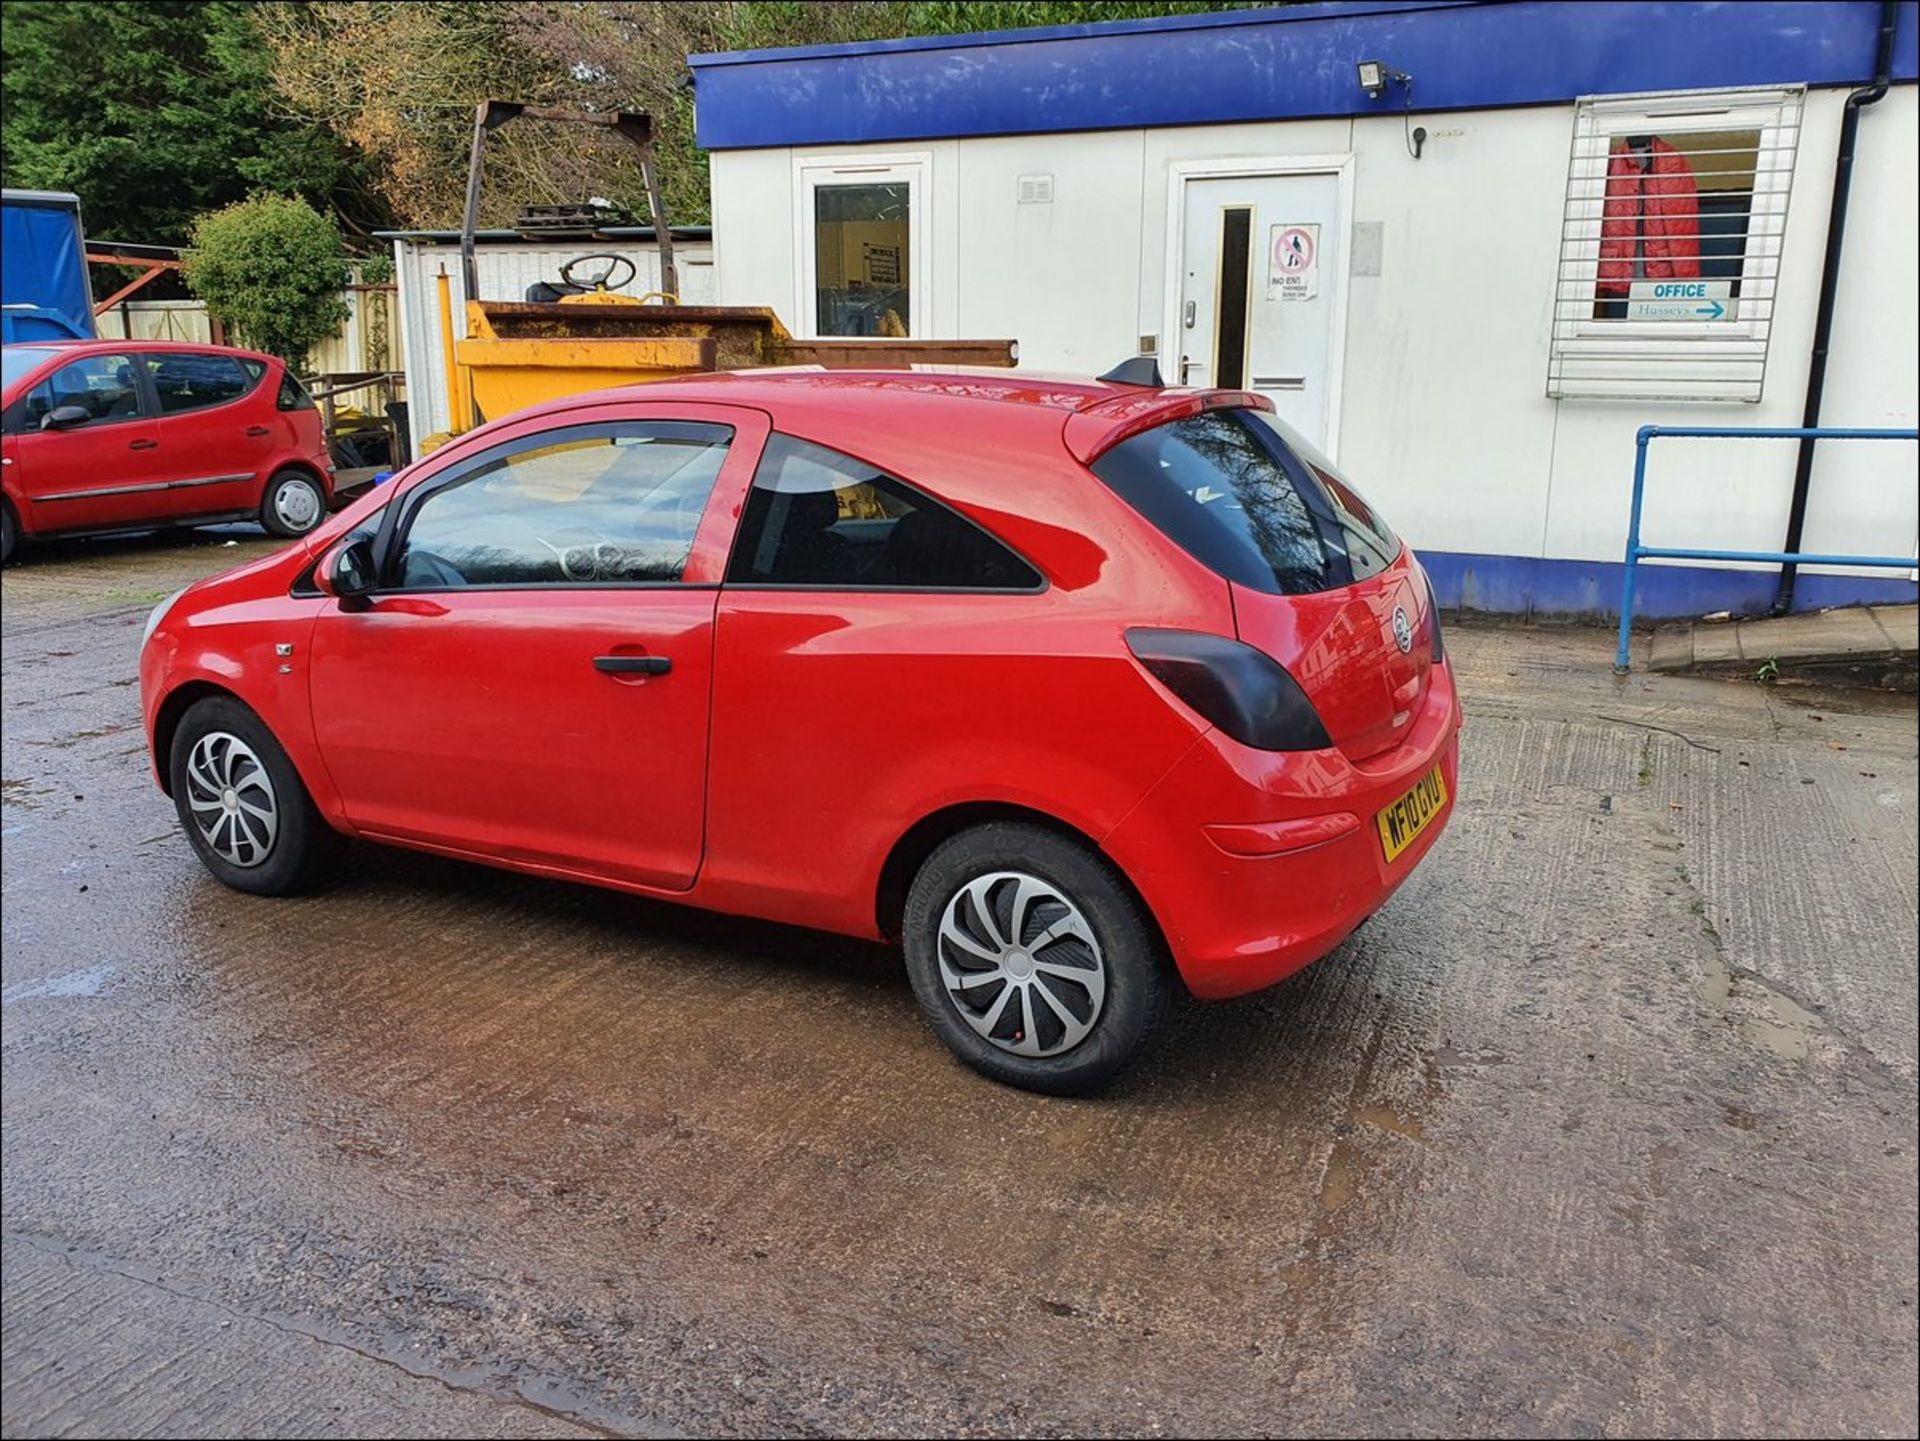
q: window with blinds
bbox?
[1548,87,1805,403]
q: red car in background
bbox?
[1,339,334,562]
[138,367,1460,1094]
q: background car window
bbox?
[22,354,143,428]
[276,373,316,411]
[727,434,1041,589]
[144,353,255,414]
[392,423,732,588]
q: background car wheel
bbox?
[1,497,18,564]
[259,469,325,538]
[168,695,345,895]
[902,821,1174,1095]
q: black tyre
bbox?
[168,696,346,895]
[259,468,326,538]
[1,497,18,564]
[902,822,1174,1095]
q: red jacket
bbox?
[1599,137,1701,296]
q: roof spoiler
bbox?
[1097,355,1164,388]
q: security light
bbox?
[1357,59,1411,99]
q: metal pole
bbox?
[459,102,492,308]
[435,266,469,438]
[1615,426,1655,673]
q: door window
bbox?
[390,422,733,589]
[143,353,258,414]
[21,353,144,428]
[814,184,911,337]
[726,434,1041,590]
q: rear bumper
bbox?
[1104,659,1462,1001]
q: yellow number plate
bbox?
[1376,765,1449,862]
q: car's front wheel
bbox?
[168,695,345,895]
[1,497,19,564]
[259,468,326,538]
[902,821,1174,1094]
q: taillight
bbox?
[1125,628,1332,751]
[1421,568,1445,662]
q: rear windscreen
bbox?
[1089,407,1399,596]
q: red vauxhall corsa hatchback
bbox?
[1,339,335,562]
[139,368,1460,1093]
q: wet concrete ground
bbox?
[3,530,1916,1439]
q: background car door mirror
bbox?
[315,538,376,609]
[41,405,91,431]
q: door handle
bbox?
[129,439,158,450]
[245,425,271,437]
[593,655,671,676]
[1183,299,1197,328]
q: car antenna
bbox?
[1098,356,1165,388]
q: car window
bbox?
[726,434,1041,590]
[391,422,733,589]
[3,346,58,391]
[276,373,316,411]
[21,353,143,428]
[1089,408,1400,595]
[144,353,256,414]
[1246,411,1399,581]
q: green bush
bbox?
[182,193,350,369]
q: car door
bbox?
[306,401,767,891]
[7,351,164,531]
[139,350,277,519]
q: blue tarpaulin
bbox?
[2,190,95,342]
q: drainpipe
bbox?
[1775,0,1898,614]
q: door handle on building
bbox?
[1183,300,1196,329]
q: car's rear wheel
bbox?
[168,696,345,895]
[1,497,19,564]
[259,468,325,538]
[902,822,1174,1094]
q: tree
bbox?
[0,1,385,245]
[181,194,350,369]
[255,2,1270,232]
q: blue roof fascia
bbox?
[688,0,1919,150]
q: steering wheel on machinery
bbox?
[557,252,638,294]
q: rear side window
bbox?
[1089,408,1399,595]
[144,353,256,414]
[727,434,1041,591]
[277,374,316,411]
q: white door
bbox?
[1176,172,1342,448]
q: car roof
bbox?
[1,338,277,364]
[515,367,1263,463]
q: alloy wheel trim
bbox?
[936,870,1107,1058]
[184,730,279,868]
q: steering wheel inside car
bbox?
[557,252,638,294]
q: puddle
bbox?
[2,963,119,1004]
[1694,946,1822,1062]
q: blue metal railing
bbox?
[1614,424,1919,672]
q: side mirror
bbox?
[41,405,90,431]
[314,538,376,609]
